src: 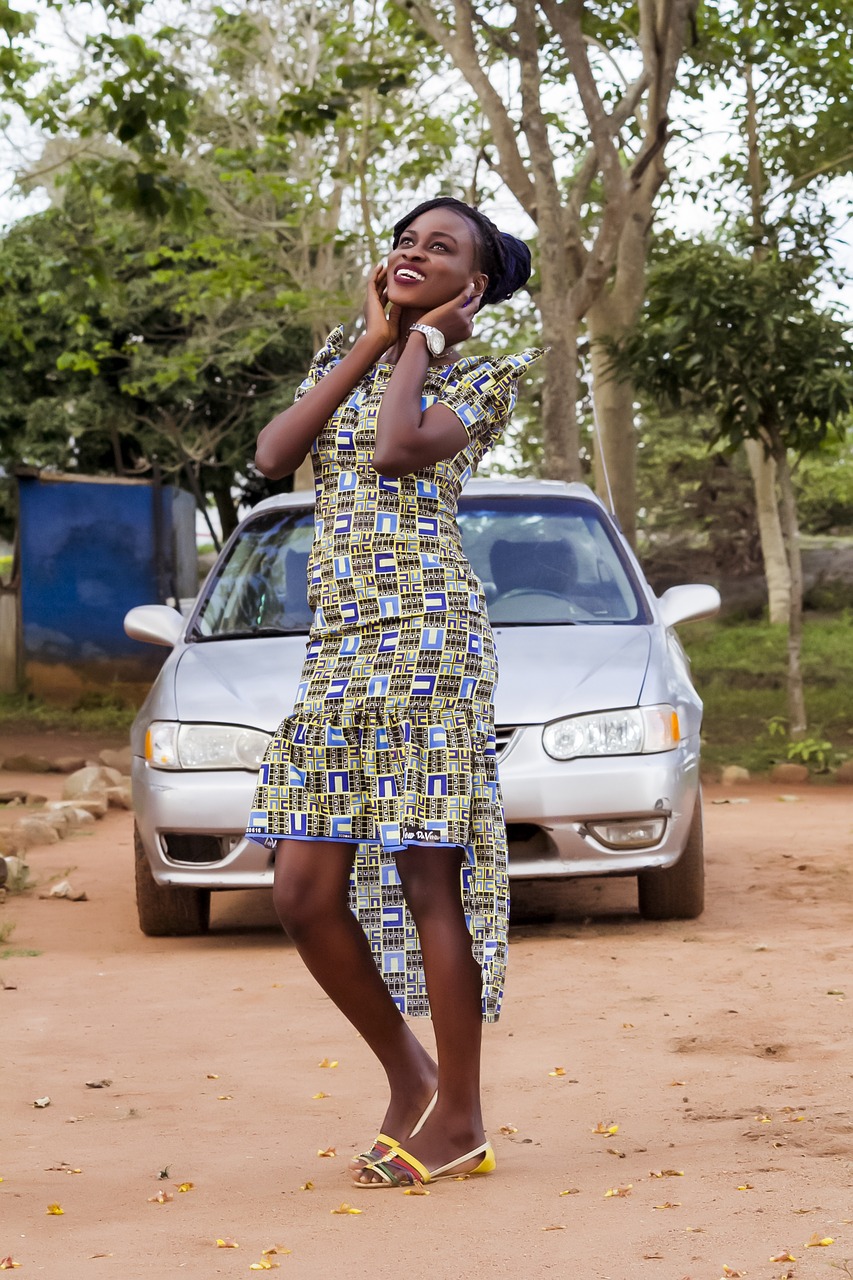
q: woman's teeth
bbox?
[396,268,425,282]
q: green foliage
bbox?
[617,239,853,460]
[0,692,136,732]
[682,613,853,771]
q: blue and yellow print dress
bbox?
[246,327,542,1022]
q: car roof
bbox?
[248,477,609,517]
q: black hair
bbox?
[391,196,532,309]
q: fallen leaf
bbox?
[403,1185,429,1196]
[300,1181,314,1191]
[0,1259,22,1270]
[330,1203,361,1214]
[157,1166,170,1180]
[45,1162,81,1174]
[670,1080,686,1086]
[262,1248,291,1257]
[650,1169,684,1178]
[147,1191,173,1204]
[604,1185,632,1198]
[622,1022,634,1029]
[721,1269,744,1278]
[217,1095,233,1101]
[318,1058,338,1068]
[317,1147,336,1158]
[542,1225,566,1231]
[644,1254,664,1261]
[548,1067,566,1076]
[312,1092,329,1100]
[216,1238,239,1249]
[46,1203,64,1215]
[736,1183,754,1191]
[207,1073,220,1080]
[176,1182,194,1193]
[754,1114,772,1123]
[249,1262,279,1271]
[686,1226,705,1232]
[607,1148,625,1158]
[769,1254,796,1263]
[785,1115,805,1122]
[592,1122,618,1135]
[85,1079,112,1089]
[89,1254,113,1259]
[654,1201,681,1209]
[498,1125,518,1135]
[805,1234,834,1247]
[559,1188,580,1196]
[33,1097,50,1108]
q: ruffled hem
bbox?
[247,704,507,1023]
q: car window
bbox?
[191,494,648,638]
[191,508,315,638]
[457,497,648,624]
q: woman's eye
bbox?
[430,241,449,252]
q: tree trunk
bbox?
[743,438,790,624]
[210,472,240,541]
[775,450,806,737]
[587,293,640,543]
[538,282,581,481]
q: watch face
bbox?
[426,328,445,356]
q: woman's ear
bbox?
[472,273,488,299]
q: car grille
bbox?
[494,725,518,756]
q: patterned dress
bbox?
[246,327,542,1022]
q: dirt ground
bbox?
[2,733,853,1280]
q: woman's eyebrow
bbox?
[406,228,459,245]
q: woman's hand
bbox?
[363,263,401,356]
[418,283,482,348]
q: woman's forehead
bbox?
[400,208,475,243]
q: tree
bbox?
[617,240,853,735]
[391,0,699,543]
[676,0,853,618]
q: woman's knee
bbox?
[272,842,353,935]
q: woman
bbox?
[247,196,541,1189]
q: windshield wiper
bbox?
[191,625,310,641]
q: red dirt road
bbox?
[2,759,852,1279]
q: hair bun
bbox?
[482,233,532,307]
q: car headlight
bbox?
[145,722,272,771]
[542,705,680,761]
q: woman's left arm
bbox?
[373,285,478,477]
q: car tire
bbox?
[637,792,705,921]
[134,823,211,936]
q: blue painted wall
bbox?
[18,475,195,663]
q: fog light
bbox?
[585,817,667,849]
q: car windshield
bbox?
[457,496,647,625]
[191,507,315,639]
[191,494,647,639]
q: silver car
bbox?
[125,478,719,935]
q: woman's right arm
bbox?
[255,267,398,479]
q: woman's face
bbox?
[386,208,487,312]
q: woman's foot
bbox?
[351,1104,486,1186]
[348,1059,438,1173]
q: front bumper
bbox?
[132,725,700,888]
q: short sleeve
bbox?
[437,349,543,445]
[293,326,345,402]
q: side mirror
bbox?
[124,604,185,648]
[658,584,721,628]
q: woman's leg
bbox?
[354,843,485,1183]
[273,839,436,1141]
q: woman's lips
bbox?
[394,267,426,284]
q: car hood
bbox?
[173,635,310,732]
[172,625,652,732]
[492,625,652,724]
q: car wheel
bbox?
[637,792,705,921]
[134,823,211,936]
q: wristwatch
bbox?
[409,323,446,357]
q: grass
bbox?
[681,610,853,774]
[0,692,136,734]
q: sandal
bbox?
[349,1090,437,1172]
[353,1141,495,1189]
